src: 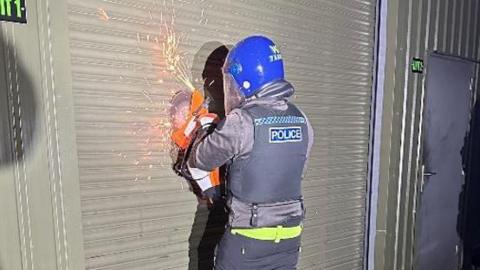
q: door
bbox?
[415,54,475,270]
[67,0,377,269]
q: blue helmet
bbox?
[224,35,285,97]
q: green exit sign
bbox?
[411,58,424,73]
[0,0,26,24]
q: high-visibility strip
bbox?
[231,225,302,243]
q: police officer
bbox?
[188,35,314,270]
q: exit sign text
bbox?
[0,0,26,24]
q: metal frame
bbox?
[460,61,479,270]
[365,0,388,269]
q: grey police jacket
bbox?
[189,80,314,228]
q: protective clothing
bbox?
[189,80,313,172]
[228,103,309,204]
[225,101,309,230]
[223,35,285,98]
[188,36,313,270]
[227,196,304,229]
[230,225,302,243]
[185,113,221,198]
[170,89,221,199]
[223,72,245,114]
[189,79,313,270]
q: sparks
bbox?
[162,23,195,91]
[97,8,110,22]
[115,2,203,183]
[149,14,195,92]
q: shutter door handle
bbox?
[424,171,437,177]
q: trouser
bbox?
[214,229,301,270]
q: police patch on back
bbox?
[269,126,303,143]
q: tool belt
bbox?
[231,225,302,243]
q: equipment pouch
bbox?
[229,197,304,228]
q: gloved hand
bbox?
[175,113,218,180]
[187,165,222,201]
[187,165,209,180]
[203,185,223,201]
[178,112,217,142]
[196,113,218,135]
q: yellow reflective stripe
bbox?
[231,225,302,243]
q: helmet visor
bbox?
[223,73,245,114]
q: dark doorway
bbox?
[414,54,475,270]
[461,77,480,270]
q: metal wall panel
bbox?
[0,0,86,269]
[373,0,480,269]
[67,0,377,269]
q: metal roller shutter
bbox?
[67,0,376,269]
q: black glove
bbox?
[203,185,223,201]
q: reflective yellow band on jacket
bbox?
[231,225,302,243]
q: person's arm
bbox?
[302,111,315,177]
[188,108,254,171]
